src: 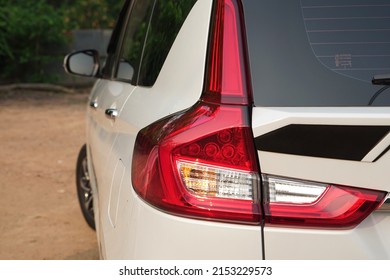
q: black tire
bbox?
[76,144,96,230]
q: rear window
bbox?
[242,0,390,106]
[138,0,197,86]
[116,0,197,86]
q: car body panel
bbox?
[264,212,390,259]
[106,187,262,259]
[251,107,390,259]
[253,107,390,191]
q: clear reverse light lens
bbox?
[178,160,256,200]
[263,174,327,204]
[263,174,387,228]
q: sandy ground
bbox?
[0,88,99,259]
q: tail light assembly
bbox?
[131,0,261,225]
[263,175,387,229]
[131,0,387,228]
[131,104,261,225]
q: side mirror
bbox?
[64,49,100,77]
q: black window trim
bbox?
[113,0,157,86]
[101,0,133,79]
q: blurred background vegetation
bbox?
[0,0,124,83]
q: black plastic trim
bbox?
[255,125,390,161]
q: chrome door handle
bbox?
[105,108,118,119]
[89,101,98,109]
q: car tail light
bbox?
[131,0,261,224]
[203,0,251,105]
[132,104,261,224]
[263,175,387,229]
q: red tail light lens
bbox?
[204,0,252,105]
[263,175,387,229]
[132,103,261,224]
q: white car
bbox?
[65,0,390,259]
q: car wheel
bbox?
[76,144,95,230]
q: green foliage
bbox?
[65,0,124,29]
[0,0,68,83]
[0,0,124,83]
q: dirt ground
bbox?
[0,88,99,259]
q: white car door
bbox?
[88,0,155,258]
[94,0,210,258]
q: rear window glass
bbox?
[242,0,390,106]
[138,0,197,86]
